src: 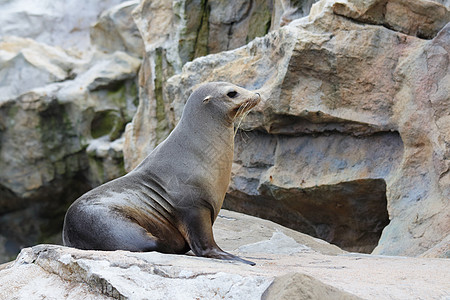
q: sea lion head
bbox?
[185,82,261,126]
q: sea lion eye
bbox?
[227,91,238,98]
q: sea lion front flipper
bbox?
[180,207,255,266]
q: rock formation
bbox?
[124,0,450,257]
[0,0,450,297]
[0,0,132,51]
[0,0,142,262]
[1,210,449,300]
[0,0,449,265]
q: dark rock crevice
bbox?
[0,172,92,263]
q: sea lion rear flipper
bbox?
[180,207,255,266]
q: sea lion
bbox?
[63,82,260,265]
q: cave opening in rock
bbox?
[267,179,390,253]
[225,178,390,253]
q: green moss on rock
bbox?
[154,48,175,145]
[247,0,272,43]
[194,0,210,59]
[107,84,127,107]
[90,110,124,140]
[179,0,207,64]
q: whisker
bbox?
[234,102,251,137]
[240,130,250,143]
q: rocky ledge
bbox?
[1,210,449,300]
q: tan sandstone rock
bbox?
[331,0,450,39]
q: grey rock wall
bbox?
[0,1,141,262]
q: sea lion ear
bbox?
[202,95,212,103]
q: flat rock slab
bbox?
[1,210,449,299]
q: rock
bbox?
[0,36,83,102]
[0,36,140,262]
[124,0,450,257]
[0,254,110,299]
[430,0,450,9]
[214,210,344,256]
[271,0,319,30]
[0,0,133,51]
[262,273,363,300]
[0,0,144,263]
[206,0,269,53]
[1,210,449,300]
[90,0,144,57]
[0,44,139,198]
[420,234,450,258]
[439,0,450,8]
[238,231,314,255]
[331,0,450,39]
